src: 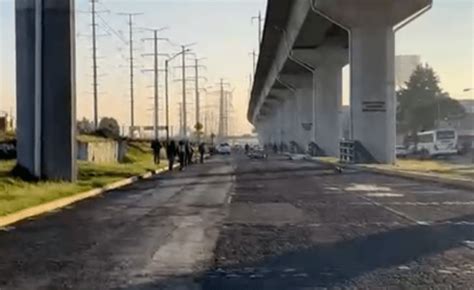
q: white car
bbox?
[396,145,409,158]
[216,143,231,155]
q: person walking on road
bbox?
[178,140,186,171]
[151,140,162,164]
[199,143,206,164]
[186,142,194,165]
[166,140,177,171]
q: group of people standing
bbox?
[151,140,206,171]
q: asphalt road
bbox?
[1,154,474,289]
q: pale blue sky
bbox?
[1,0,473,134]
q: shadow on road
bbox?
[123,214,474,290]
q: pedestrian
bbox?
[178,140,186,171]
[186,141,194,165]
[245,143,250,154]
[166,140,177,171]
[151,139,162,164]
[199,142,206,163]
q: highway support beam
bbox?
[16,0,77,181]
[312,0,432,163]
[293,43,348,157]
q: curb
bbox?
[311,157,474,191]
[0,165,174,228]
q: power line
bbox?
[96,14,128,44]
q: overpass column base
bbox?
[296,87,314,152]
[313,0,432,163]
[15,0,77,181]
[315,64,343,157]
[349,27,396,164]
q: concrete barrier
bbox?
[77,140,127,163]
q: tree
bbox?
[96,117,120,138]
[397,64,465,134]
[77,117,94,134]
[194,122,203,132]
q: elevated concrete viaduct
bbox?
[248,0,432,163]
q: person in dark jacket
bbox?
[186,141,194,165]
[151,140,162,164]
[199,143,206,164]
[178,140,186,171]
[166,140,177,171]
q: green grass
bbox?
[314,155,474,181]
[77,134,109,143]
[0,141,166,217]
[367,159,474,181]
[0,131,15,142]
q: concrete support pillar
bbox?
[313,0,432,163]
[278,74,314,151]
[295,87,314,150]
[284,97,298,145]
[276,107,287,148]
[315,64,344,156]
[350,27,396,163]
[16,0,77,180]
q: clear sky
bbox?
[1,0,473,135]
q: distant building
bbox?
[395,55,421,89]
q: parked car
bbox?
[216,143,231,155]
[396,145,409,158]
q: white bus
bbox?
[416,129,458,157]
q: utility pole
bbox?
[249,50,257,76]
[128,15,135,130]
[193,58,206,133]
[91,0,99,128]
[181,46,187,137]
[195,59,200,129]
[165,60,170,141]
[178,102,183,136]
[217,79,230,138]
[219,79,224,138]
[142,27,168,140]
[163,49,191,142]
[176,43,196,138]
[252,11,263,50]
[118,12,142,134]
